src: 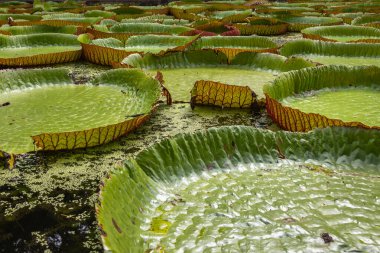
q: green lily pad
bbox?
[0,33,82,66]
[42,13,102,25]
[97,126,380,252]
[109,23,192,35]
[122,50,314,101]
[301,25,380,42]
[279,16,343,32]
[210,10,252,22]
[0,33,81,66]
[235,17,289,36]
[280,39,380,67]
[352,14,380,28]
[264,65,380,131]
[87,23,194,41]
[0,68,161,154]
[282,87,380,127]
[79,34,198,66]
[0,24,78,35]
[189,36,278,62]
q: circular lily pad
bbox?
[235,17,289,36]
[0,33,81,66]
[87,23,193,41]
[97,126,380,252]
[280,39,380,67]
[264,65,380,132]
[279,16,343,32]
[190,36,278,60]
[79,34,199,66]
[302,25,380,43]
[121,50,314,101]
[0,68,161,154]
[0,24,78,35]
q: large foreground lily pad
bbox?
[97,126,380,252]
[0,68,161,154]
[264,65,380,132]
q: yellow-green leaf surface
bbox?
[0,68,161,154]
[279,16,343,32]
[79,34,199,66]
[98,126,380,252]
[121,50,314,101]
[0,24,78,35]
[264,65,380,132]
[0,33,81,66]
[280,39,380,67]
[302,25,380,42]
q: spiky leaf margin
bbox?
[190,80,257,109]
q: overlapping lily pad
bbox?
[190,36,278,62]
[264,65,380,132]
[280,39,380,67]
[235,17,289,36]
[209,10,252,23]
[79,34,198,65]
[352,14,380,28]
[188,21,240,36]
[0,24,78,35]
[0,33,81,66]
[86,23,193,41]
[0,68,161,154]
[97,126,380,252]
[120,50,315,101]
[302,25,380,43]
[278,16,343,32]
[0,13,41,25]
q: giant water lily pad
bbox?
[79,34,198,65]
[264,65,380,132]
[0,68,161,154]
[210,10,252,23]
[121,50,315,101]
[97,126,380,252]
[0,24,78,35]
[87,23,193,41]
[190,36,278,62]
[0,13,41,25]
[0,33,81,66]
[235,17,289,36]
[280,39,380,67]
[352,14,380,29]
[301,25,380,43]
[278,16,343,32]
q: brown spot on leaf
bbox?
[112,218,122,233]
[321,232,333,243]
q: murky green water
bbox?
[0,84,143,153]
[146,67,276,101]
[282,88,380,126]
